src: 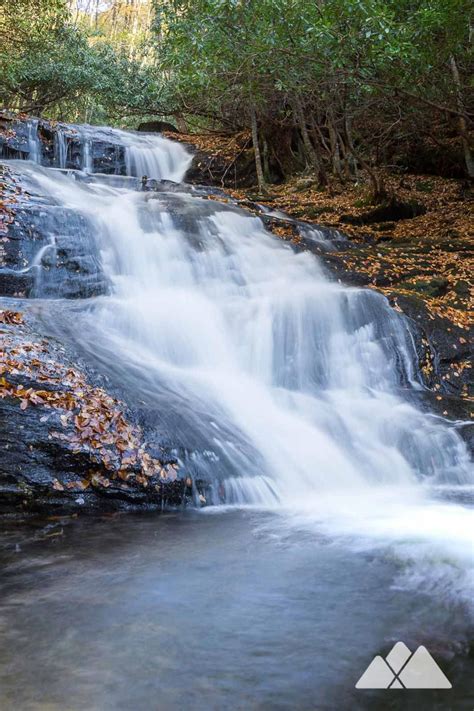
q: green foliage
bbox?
[152,0,472,183]
[154,0,471,114]
[0,0,161,122]
[0,0,471,180]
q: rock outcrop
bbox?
[0,114,129,174]
[1,163,108,299]
[0,306,195,513]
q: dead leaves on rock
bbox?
[0,310,23,325]
[1,313,180,494]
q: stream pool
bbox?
[0,507,472,710]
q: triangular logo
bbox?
[355,656,395,689]
[356,642,452,689]
[399,646,452,689]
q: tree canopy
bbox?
[153,0,473,189]
[0,0,472,188]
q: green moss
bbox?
[402,277,449,297]
[415,180,434,193]
[453,280,470,297]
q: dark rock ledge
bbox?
[0,306,193,514]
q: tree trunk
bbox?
[328,117,343,180]
[344,117,359,180]
[294,97,327,185]
[262,136,271,183]
[174,113,188,132]
[344,121,386,202]
[450,56,474,179]
[250,104,267,194]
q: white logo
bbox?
[356,641,452,689]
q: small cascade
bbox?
[1,119,191,179]
[55,128,68,168]
[82,136,92,173]
[29,235,57,294]
[297,224,348,252]
[124,135,191,181]
[27,119,40,163]
[72,124,191,178]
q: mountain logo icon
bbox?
[355,641,452,689]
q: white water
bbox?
[75,124,192,179]
[7,130,474,613]
[26,119,39,163]
[55,128,68,169]
[23,120,192,179]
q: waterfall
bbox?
[55,127,68,169]
[4,119,191,177]
[90,201,471,502]
[2,126,474,688]
[3,126,473,615]
[14,139,471,510]
[124,134,192,181]
[26,119,40,163]
[72,124,192,178]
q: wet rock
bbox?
[387,293,471,392]
[0,271,34,298]
[138,120,179,134]
[86,139,126,175]
[1,164,108,299]
[0,307,188,514]
[184,144,257,188]
[399,277,450,298]
[0,117,30,159]
[0,114,127,174]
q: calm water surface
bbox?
[0,509,472,710]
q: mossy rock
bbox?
[415,180,434,193]
[303,205,336,218]
[373,222,396,232]
[453,280,470,297]
[341,198,427,225]
[402,277,449,297]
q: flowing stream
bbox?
[1,124,473,709]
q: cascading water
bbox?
[2,128,473,614]
[26,119,40,163]
[73,124,191,178]
[5,118,191,177]
[55,127,68,169]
